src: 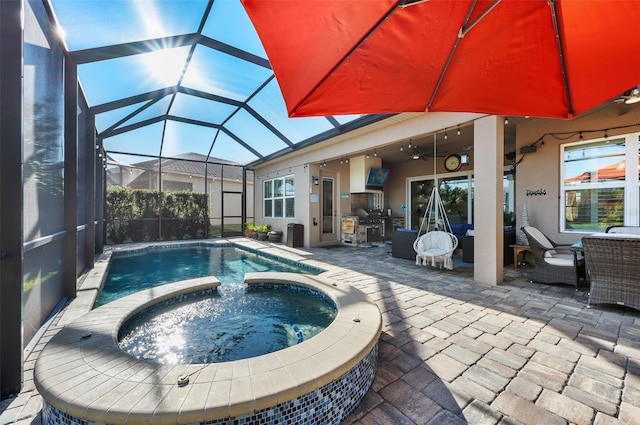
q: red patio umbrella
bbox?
[241,0,640,119]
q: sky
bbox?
[49,0,365,166]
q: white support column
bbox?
[473,116,504,285]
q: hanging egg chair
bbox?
[413,134,459,270]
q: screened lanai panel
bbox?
[209,131,259,164]
[50,0,207,51]
[181,45,272,101]
[106,154,160,191]
[77,46,191,105]
[169,93,238,125]
[112,95,173,131]
[248,79,335,142]
[24,0,65,240]
[95,100,152,133]
[103,123,164,157]
[225,109,290,156]
[203,0,266,58]
[161,121,219,157]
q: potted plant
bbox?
[245,223,256,238]
[268,230,283,243]
[256,224,271,240]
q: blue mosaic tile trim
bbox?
[110,242,325,275]
[248,283,337,309]
[41,343,378,425]
[109,241,233,257]
[236,245,325,274]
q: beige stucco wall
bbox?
[252,112,482,247]
[514,103,640,244]
[253,103,640,250]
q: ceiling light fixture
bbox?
[457,125,461,136]
[400,144,404,152]
[412,151,420,160]
[444,128,448,140]
[407,140,412,149]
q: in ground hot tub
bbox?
[35,272,382,425]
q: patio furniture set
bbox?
[522,225,640,313]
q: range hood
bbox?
[350,155,383,193]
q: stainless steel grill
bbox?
[341,215,384,246]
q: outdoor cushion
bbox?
[414,231,458,270]
[544,253,577,266]
[526,226,554,249]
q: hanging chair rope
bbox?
[413,133,458,270]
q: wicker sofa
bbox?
[582,233,640,312]
[522,226,585,288]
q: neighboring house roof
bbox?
[108,153,249,182]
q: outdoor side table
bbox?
[509,244,531,268]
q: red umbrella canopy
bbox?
[241,0,640,119]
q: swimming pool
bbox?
[35,241,382,425]
[97,243,322,306]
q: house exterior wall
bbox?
[254,162,311,243]
[253,103,640,258]
[253,113,481,247]
[514,103,640,244]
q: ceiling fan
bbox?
[405,145,447,161]
[614,86,640,104]
[613,85,640,116]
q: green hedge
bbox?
[106,186,209,244]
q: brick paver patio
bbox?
[2,240,639,425]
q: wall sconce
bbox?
[313,176,319,186]
[460,153,469,166]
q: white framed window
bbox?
[263,175,295,218]
[561,133,640,233]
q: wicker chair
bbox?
[582,233,640,312]
[521,226,585,288]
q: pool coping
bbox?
[34,270,382,424]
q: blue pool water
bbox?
[118,284,337,364]
[96,245,320,306]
